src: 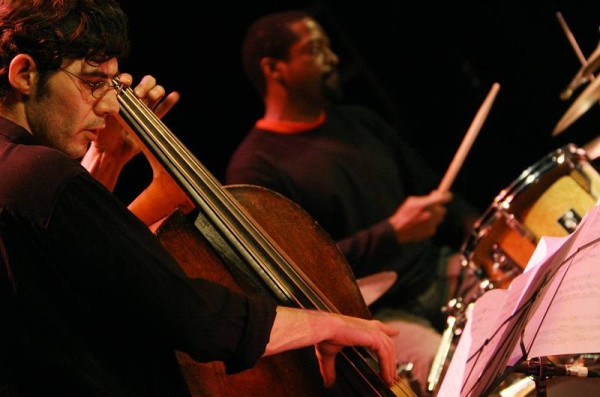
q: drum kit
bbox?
[426,15,600,397]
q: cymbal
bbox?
[560,41,600,100]
[553,71,600,136]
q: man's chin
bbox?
[323,86,343,102]
[70,142,91,160]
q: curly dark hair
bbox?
[241,10,310,98]
[0,0,130,101]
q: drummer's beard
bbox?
[322,69,343,103]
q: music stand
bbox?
[437,204,600,397]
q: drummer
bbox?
[224,10,482,394]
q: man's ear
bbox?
[260,57,283,81]
[8,54,38,95]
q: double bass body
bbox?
[157,187,379,396]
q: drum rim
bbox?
[492,143,585,208]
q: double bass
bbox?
[116,84,416,397]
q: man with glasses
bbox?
[0,1,399,396]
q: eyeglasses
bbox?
[59,68,124,99]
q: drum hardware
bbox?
[464,209,536,290]
[514,359,599,379]
[489,244,523,287]
[505,357,600,397]
[498,376,536,397]
[426,313,457,394]
[495,354,600,397]
[502,210,537,242]
[557,208,581,233]
[397,362,424,397]
[426,274,493,394]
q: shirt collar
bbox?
[0,115,34,144]
[255,111,326,134]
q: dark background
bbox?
[117,1,600,214]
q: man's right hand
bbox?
[388,190,452,243]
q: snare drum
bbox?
[462,143,600,290]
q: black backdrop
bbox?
[116,1,600,215]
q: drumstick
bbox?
[438,82,500,192]
[556,11,588,66]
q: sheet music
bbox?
[523,235,600,358]
[437,204,600,397]
[506,236,567,365]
